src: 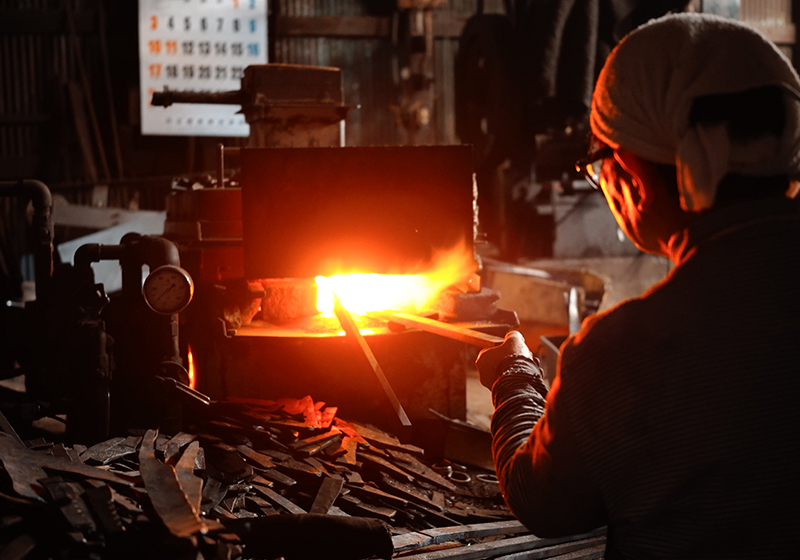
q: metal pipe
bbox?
[0,179,53,301]
[73,243,126,271]
[151,89,245,107]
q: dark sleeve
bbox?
[490,355,605,537]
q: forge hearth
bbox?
[171,144,508,433]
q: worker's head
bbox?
[583,13,800,254]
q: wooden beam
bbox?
[748,22,796,45]
[392,520,528,553]
[276,15,390,38]
[0,10,96,35]
[396,532,606,560]
[275,12,467,39]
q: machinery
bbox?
[453,1,691,259]
[0,181,200,443]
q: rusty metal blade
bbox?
[251,484,307,514]
[138,429,205,538]
[237,445,276,469]
[0,433,47,501]
[332,294,411,429]
[0,408,23,446]
[165,432,197,464]
[174,441,204,516]
[0,534,36,560]
[308,476,344,514]
[387,449,458,492]
[42,478,97,535]
[37,454,138,486]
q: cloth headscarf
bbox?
[590,13,800,211]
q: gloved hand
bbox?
[476,330,534,389]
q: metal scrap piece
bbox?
[349,421,424,454]
[333,436,359,465]
[360,450,415,484]
[24,438,51,450]
[110,486,143,514]
[0,433,48,500]
[0,534,36,560]
[0,409,23,446]
[378,473,445,513]
[288,428,342,452]
[387,449,458,492]
[64,446,82,463]
[138,429,205,538]
[446,505,512,522]
[261,448,292,462]
[42,478,97,535]
[201,477,227,515]
[275,457,324,478]
[302,457,329,473]
[38,454,138,486]
[244,494,279,516]
[174,441,204,515]
[154,433,170,453]
[84,484,124,534]
[336,494,396,522]
[308,476,344,514]
[222,494,245,514]
[165,432,197,463]
[49,444,72,461]
[259,468,297,487]
[249,475,274,489]
[79,437,126,463]
[236,445,276,469]
[209,445,254,481]
[346,483,409,509]
[251,485,306,514]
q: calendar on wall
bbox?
[138,0,268,137]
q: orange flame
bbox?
[316,241,476,316]
[187,345,196,390]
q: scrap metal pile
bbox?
[0,397,605,560]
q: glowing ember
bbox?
[316,242,476,316]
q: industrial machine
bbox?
[0,180,202,443]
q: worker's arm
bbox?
[477,332,605,536]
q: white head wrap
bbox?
[590,13,800,211]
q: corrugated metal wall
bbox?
[0,0,76,181]
[0,1,218,209]
[272,0,485,147]
[739,0,795,59]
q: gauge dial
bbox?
[142,265,194,315]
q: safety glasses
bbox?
[575,144,614,190]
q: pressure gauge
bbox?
[142,265,194,315]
